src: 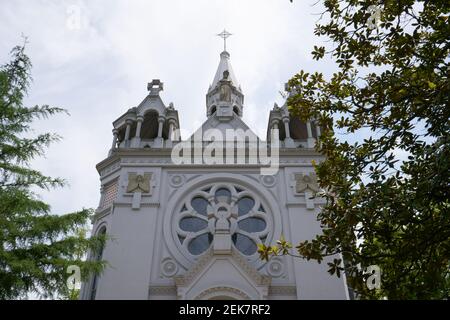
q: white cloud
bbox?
[0,0,325,215]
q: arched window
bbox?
[278,120,286,141]
[233,106,239,116]
[162,119,170,140]
[210,106,217,115]
[117,122,137,147]
[117,126,126,145]
[141,110,159,140]
[289,117,308,140]
[311,121,318,138]
[90,226,106,300]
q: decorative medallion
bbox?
[161,258,178,277]
[169,174,185,188]
[260,175,276,188]
[266,257,284,277]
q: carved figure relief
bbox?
[126,173,151,193]
[294,172,319,193]
[219,70,232,102]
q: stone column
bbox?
[306,120,315,148]
[272,121,278,130]
[111,129,118,149]
[283,116,294,148]
[157,116,165,138]
[315,121,321,138]
[135,116,143,138]
[306,121,312,138]
[269,120,279,142]
[132,116,143,148]
[166,119,176,148]
[169,120,175,140]
[98,185,105,210]
[124,119,133,147]
[283,117,291,139]
[154,115,165,148]
[315,120,321,148]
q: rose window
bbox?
[175,184,270,257]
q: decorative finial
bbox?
[147,79,164,96]
[217,29,232,52]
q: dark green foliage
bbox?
[260,1,449,299]
[0,44,105,299]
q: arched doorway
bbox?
[194,286,251,300]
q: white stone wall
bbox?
[81,152,348,300]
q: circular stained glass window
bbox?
[175,184,269,257]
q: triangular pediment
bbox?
[174,249,270,300]
[136,94,166,116]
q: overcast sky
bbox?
[0,0,335,216]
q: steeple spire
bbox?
[206,31,244,119]
[209,50,240,93]
[209,29,240,93]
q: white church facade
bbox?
[80,43,349,300]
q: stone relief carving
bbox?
[126,173,151,193]
[219,71,232,102]
[290,172,320,210]
[123,172,154,210]
[294,172,319,193]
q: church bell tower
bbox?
[206,31,244,120]
[80,30,349,300]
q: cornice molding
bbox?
[92,206,112,222]
[268,286,297,296]
[113,202,160,208]
[148,286,177,296]
[96,148,323,173]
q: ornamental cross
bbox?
[217,29,232,51]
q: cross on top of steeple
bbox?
[147,79,164,96]
[217,29,232,52]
